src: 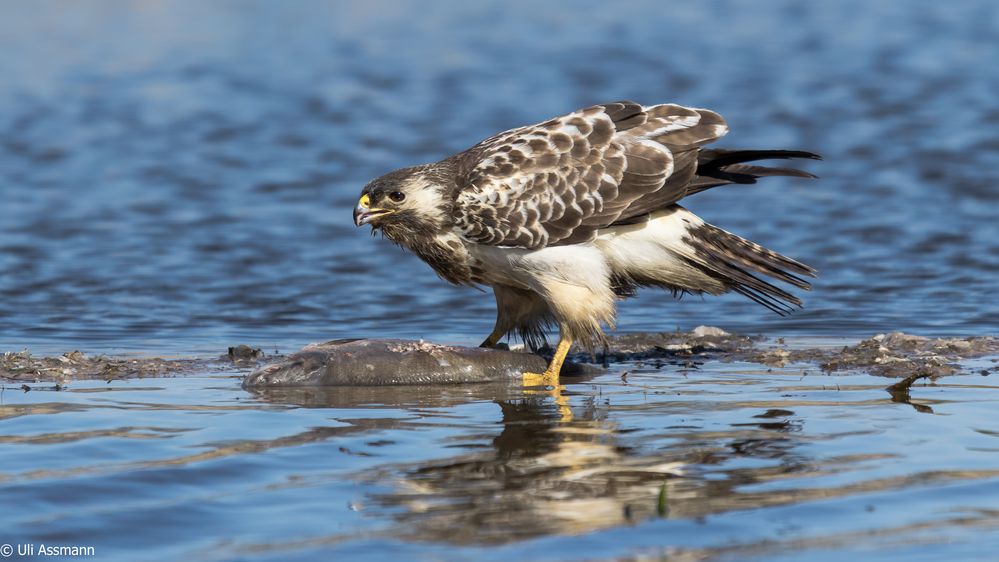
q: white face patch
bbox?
[397,174,447,224]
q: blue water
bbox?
[2,3,999,561]
[2,362,999,561]
[1,0,997,356]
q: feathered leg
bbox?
[518,247,616,421]
[480,285,554,351]
[479,326,505,348]
[519,249,616,382]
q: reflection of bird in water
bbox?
[365,396,686,543]
[357,394,848,544]
[354,101,818,384]
[254,380,934,546]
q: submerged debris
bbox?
[1,349,222,383]
[601,326,756,361]
[227,344,265,367]
[597,329,999,388]
[245,338,548,387]
[3,331,996,385]
[750,332,999,379]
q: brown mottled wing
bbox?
[452,101,729,249]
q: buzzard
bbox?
[353,101,818,382]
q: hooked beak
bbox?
[353,194,394,227]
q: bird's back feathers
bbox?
[450,102,818,252]
[451,101,732,249]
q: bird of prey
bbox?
[354,101,818,382]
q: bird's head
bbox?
[353,166,449,241]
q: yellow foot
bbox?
[522,337,572,386]
[522,370,560,387]
[521,334,574,421]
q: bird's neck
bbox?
[386,228,473,286]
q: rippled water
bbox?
[2,353,999,561]
[2,2,999,561]
[1,0,997,355]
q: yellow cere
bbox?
[359,193,370,208]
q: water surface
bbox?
[2,353,998,560]
[1,0,997,355]
[2,3,998,560]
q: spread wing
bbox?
[451,101,729,249]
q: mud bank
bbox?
[2,329,996,386]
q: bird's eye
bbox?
[388,191,406,202]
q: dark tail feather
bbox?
[682,223,818,316]
[689,149,820,194]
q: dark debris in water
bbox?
[600,326,758,360]
[0,349,238,384]
[600,328,999,383]
[3,331,997,386]
[753,332,999,378]
[227,344,265,367]
[243,338,547,387]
